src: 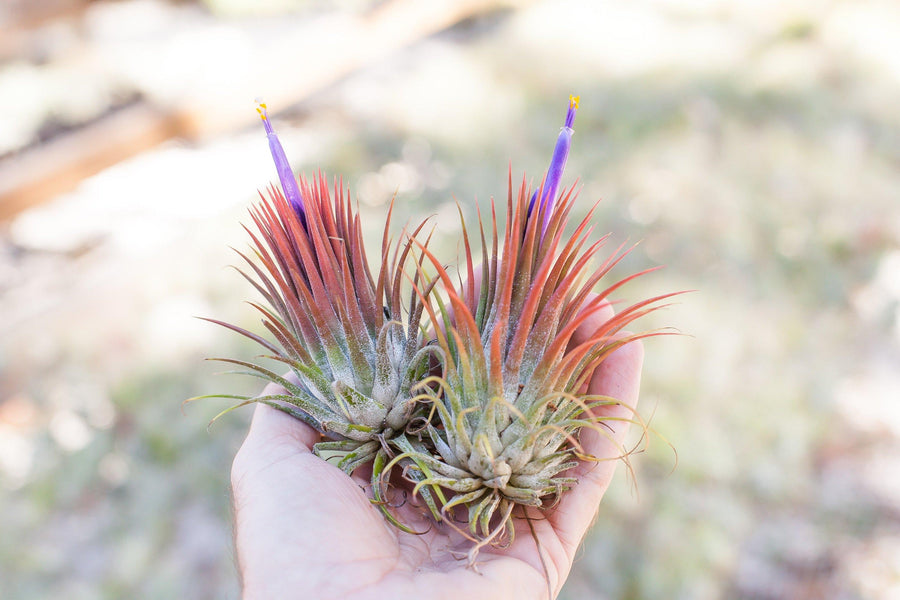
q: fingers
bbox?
[549,330,645,559]
[581,336,644,468]
[568,295,615,351]
[566,292,641,473]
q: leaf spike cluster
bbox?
[195,97,680,555]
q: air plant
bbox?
[194,96,673,552]
[379,96,677,553]
[189,104,442,518]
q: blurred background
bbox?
[1,0,899,597]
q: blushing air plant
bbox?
[195,96,673,555]
[189,104,444,524]
[383,96,678,554]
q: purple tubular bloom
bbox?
[534,95,578,235]
[256,102,305,218]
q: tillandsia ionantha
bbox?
[187,102,445,526]
[378,96,678,556]
[192,96,674,554]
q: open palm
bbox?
[231,302,644,600]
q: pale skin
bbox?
[231,299,644,600]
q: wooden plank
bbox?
[0,0,90,61]
[0,104,179,220]
[175,0,516,138]
[0,0,518,219]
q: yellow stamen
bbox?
[255,100,268,120]
[569,95,580,109]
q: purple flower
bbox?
[529,95,578,235]
[256,101,305,218]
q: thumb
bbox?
[244,381,322,453]
[548,335,644,556]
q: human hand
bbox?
[230,300,644,600]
